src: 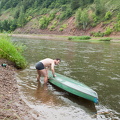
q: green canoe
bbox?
[48,72,98,103]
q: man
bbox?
[35,58,61,83]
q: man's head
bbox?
[54,58,61,65]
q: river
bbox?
[12,37,120,120]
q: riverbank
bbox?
[10,34,69,41]
[10,33,120,42]
[0,59,38,120]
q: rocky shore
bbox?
[0,59,38,120]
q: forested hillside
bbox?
[0,0,120,36]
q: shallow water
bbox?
[12,37,120,120]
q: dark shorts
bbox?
[35,62,45,70]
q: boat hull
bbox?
[48,72,98,103]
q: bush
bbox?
[114,20,120,32]
[39,12,56,29]
[49,20,57,31]
[117,13,120,21]
[49,25,55,31]
[91,31,104,37]
[59,28,63,31]
[75,9,89,30]
[104,27,113,35]
[59,8,72,21]
[49,12,56,21]
[0,35,27,69]
[92,13,98,23]
[75,8,82,27]
[105,11,112,20]
[59,24,67,31]
[39,16,50,29]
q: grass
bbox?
[68,36,91,40]
[68,35,113,42]
[0,34,27,69]
[98,37,112,41]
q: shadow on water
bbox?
[35,79,97,112]
[17,67,98,120]
[48,82,97,113]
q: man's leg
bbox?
[40,69,48,84]
[36,70,41,81]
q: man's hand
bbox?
[53,74,56,77]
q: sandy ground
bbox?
[0,59,39,120]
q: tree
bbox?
[75,9,82,27]
[10,19,17,31]
[17,6,26,27]
[80,10,89,30]
[105,11,112,20]
[70,0,80,10]
[39,16,50,29]
[75,8,89,30]
[2,20,10,31]
[14,9,20,19]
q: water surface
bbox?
[12,37,120,120]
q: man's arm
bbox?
[51,63,55,77]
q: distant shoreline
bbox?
[1,33,120,42]
[11,33,120,42]
[10,33,68,41]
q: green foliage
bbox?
[39,8,50,15]
[39,16,50,29]
[91,27,113,37]
[114,20,120,32]
[0,34,27,69]
[59,28,63,31]
[14,9,20,19]
[59,7,72,21]
[91,31,104,37]
[90,13,98,27]
[94,0,104,16]
[0,0,120,34]
[104,27,113,36]
[98,38,112,41]
[70,0,80,10]
[49,25,55,31]
[0,20,10,32]
[105,11,112,20]
[68,36,91,40]
[59,24,67,31]
[39,12,56,29]
[80,10,89,30]
[117,13,120,21]
[75,9,82,27]
[75,9,89,30]
[10,19,17,31]
[92,13,98,23]
[49,20,57,31]
[61,24,67,29]
[0,19,17,32]
[17,7,27,27]
[49,12,56,21]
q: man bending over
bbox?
[35,58,61,83]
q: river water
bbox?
[12,37,120,120]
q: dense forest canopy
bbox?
[0,0,94,10]
[0,0,120,36]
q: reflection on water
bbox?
[13,37,120,120]
[17,67,97,120]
